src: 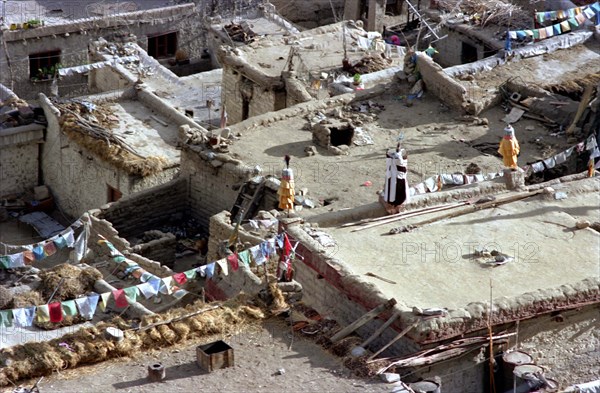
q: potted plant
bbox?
[353,73,362,86]
[27,19,42,28]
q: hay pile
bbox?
[543,75,600,101]
[11,291,45,308]
[349,54,392,75]
[437,0,531,28]
[0,287,13,309]
[38,264,102,302]
[57,102,168,177]
[0,298,265,387]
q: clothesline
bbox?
[0,218,90,269]
[535,2,600,24]
[408,134,598,196]
[509,2,599,40]
[0,230,298,328]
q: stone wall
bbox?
[0,126,43,196]
[181,146,256,231]
[282,218,420,358]
[270,0,343,29]
[38,94,180,218]
[0,4,204,100]
[416,53,468,114]
[98,178,188,238]
[131,232,177,268]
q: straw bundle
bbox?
[0,298,267,387]
[437,0,531,28]
[38,264,102,302]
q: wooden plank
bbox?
[567,84,594,135]
[367,320,419,361]
[329,298,397,343]
[502,107,524,124]
[351,203,466,232]
[340,203,455,228]
[365,272,397,284]
[360,310,401,349]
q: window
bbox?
[148,32,177,59]
[29,50,61,79]
[107,185,122,203]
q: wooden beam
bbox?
[367,320,419,361]
[567,84,594,135]
[360,310,401,349]
[330,298,397,343]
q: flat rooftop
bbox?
[108,100,180,164]
[227,89,575,217]
[144,69,223,130]
[457,41,600,104]
[0,0,179,25]
[226,23,398,79]
[328,180,600,310]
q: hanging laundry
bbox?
[196,265,207,278]
[183,269,197,280]
[140,271,154,283]
[48,302,63,323]
[160,277,173,294]
[227,254,239,272]
[112,289,129,308]
[75,294,99,320]
[43,241,57,257]
[205,262,216,279]
[99,292,111,312]
[62,300,78,317]
[216,258,229,276]
[13,307,36,327]
[74,230,87,262]
[238,250,251,266]
[36,304,51,323]
[0,310,13,327]
[531,162,545,173]
[8,253,25,268]
[250,246,266,266]
[123,287,139,304]
[173,272,188,285]
[33,244,45,261]
[137,282,158,299]
[148,277,162,294]
[63,228,75,247]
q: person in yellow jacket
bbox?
[498,124,520,169]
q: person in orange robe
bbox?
[498,124,520,169]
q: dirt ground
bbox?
[4,320,393,393]
[229,86,574,218]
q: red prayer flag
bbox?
[112,289,128,308]
[227,254,239,272]
[173,272,187,285]
[48,302,63,323]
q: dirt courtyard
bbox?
[5,320,392,393]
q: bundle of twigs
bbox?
[437,0,531,29]
[59,105,140,157]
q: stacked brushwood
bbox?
[348,53,392,75]
[437,0,531,28]
[57,101,168,177]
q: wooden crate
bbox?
[196,340,234,372]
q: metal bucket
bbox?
[408,380,441,393]
[502,350,534,385]
[513,364,546,392]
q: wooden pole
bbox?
[341,203,455,228]
[488,279,496,393]
[566,84,594,135]
[367,320,419,361]
[351,203,466,232]
[330,298,397,343]
[360,310,401,349]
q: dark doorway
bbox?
[242,97,250,121]
[461,41,478,64]
[329,126,354,146]
[107,185,122,203]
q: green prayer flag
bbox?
[184,269,196,280]
[123,286,138,304]
[0,310,13,327]
[62,300,78,316]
